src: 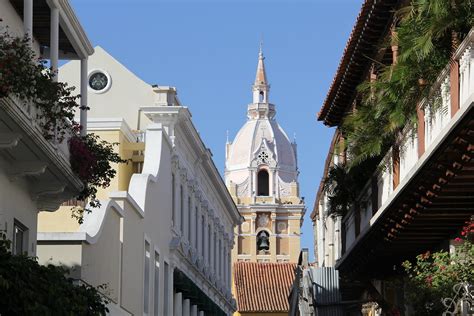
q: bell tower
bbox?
[225,46,305,264]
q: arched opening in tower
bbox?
[257,169,269,196]
[257,230,270,252]
[259,91,264,103]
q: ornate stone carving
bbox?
[256,150,269,165]
[257,213,270,228]
[277,221,287,233]
[171,154,179,171]
[179,167,187,182]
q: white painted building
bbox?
[37,47,241,315]
[0,0,92,256]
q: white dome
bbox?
[226,118,297,173]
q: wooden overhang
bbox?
[10,0,93,59]
[317,0,399,127]
[335,103,474,278]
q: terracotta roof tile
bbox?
[318,0,399,126]
[233,262,295,312]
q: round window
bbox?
[88,70,111,93]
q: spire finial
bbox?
[259,35,264,58]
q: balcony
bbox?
[0,94,83,210]
[338,28,474,275]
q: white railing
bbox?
[424,75,452,149]
[399,129,418,183]
[132,129,146,142]
[376,29,474,215]
[377,150,394,208]
[459,40,473,107]
[359,185,372,232]
[5,95,73,161]
[345,28,474,242]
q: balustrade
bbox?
[343,28,474,247]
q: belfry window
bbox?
[257,169,269,196]
[257,231,270,252]
[259,91,264,102]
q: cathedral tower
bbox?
[225,47,305,264]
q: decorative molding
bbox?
[87,118,135,143]
[179,167,188,183]
[9,161,47,179]
[0,133,22,149]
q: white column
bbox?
[199,311,205,316]
[80,58,88,136]
[334,215,342,261]
[204,215,209,265]
[191,305,198,316]
[197,208,202,256]
[252,170,257,197]
[223,244,228,287]
[174,292,182,316]
[190,196,195,247]
[214,231,218,275]
[211,224,215,272]
[228,249,232,291]
[23,0,33,42]
[183,298,191,316]
[218,236,222,279]
[269,169,274,196]
[221,238,224,281]
[184,187,189,239]
[50,5,59,81]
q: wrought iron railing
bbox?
[442,282,474,316]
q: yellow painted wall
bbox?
[38,206,81,232]
[38,128,139,233]
[90,129,136,200]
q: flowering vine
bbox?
[0,29,81,140]
[0,29,126,222]
[402,218,474,315]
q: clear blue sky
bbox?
[71,0,362,261]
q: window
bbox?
[180,186,184,232]
[88,69,111,93]
[154,252,160,316]
[13,220,28,255]
[163,262,169,315]
[144,241,151,314]
[257,169,270,196]
[171,174,175,226]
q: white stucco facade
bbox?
[0,0,92,256]
[37,47,241,315]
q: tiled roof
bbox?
[233,262,295,312]
[318,0,399,127]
